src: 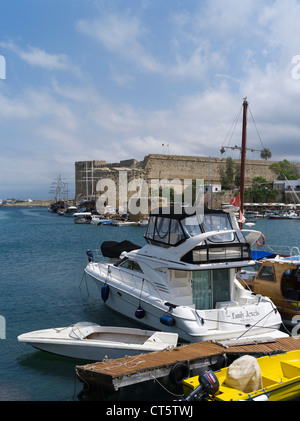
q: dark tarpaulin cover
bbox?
[101,240,141,258]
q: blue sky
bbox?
[1,0,300,200]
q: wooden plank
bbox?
[212,337,277,349]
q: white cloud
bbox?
[1,0,300,200]
[76,11,224,80]
[196,0,259,37]
[0,87,78,131]
[76,13,164,74]
[0,41,73,71]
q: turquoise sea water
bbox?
[0,207,299,401]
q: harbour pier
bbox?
[75,336,300,399]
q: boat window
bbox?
[146,216,155,239]
[155,217,170,244]
[281,268,300,299]
[282,268,300,283]
[145,215,186,246]
[182,215,202,237]
[202,213,234,242]
[169,219,186,245]
[257,265,275,282]
[119,259,143,273]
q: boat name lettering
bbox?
[231,309,259,320]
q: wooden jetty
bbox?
[75,336,300,397]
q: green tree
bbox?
[220,157,236,190]
[260,148,272,160]
[244,177,276,202]
[269,159,299,180]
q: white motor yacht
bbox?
[84,206,287,343]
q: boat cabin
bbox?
[242,259,300,301]
[144,207,252,265]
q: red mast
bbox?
[240,98,248,219]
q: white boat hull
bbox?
[83,206,288,344]
[85,264,285,343]
[111,221,136,226]
[18,323,178,361]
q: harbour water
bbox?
[0,206,299,401]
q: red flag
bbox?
[230,193,240,207]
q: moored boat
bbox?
[84,205,287,343]
[237,250,300,327]
[63,206,77,217]
[73,212,92,224]
[97,219,113,225]
[137,219,149,226]
[269,211,300,220]
[183,350,300,401]
[17,322,178,361]
[111,220,136,226]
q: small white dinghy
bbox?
[17,322,178,361]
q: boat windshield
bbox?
[182,212,235,242]
[202,213,234,242]
[181,215,202,237]
[145,215,186,246]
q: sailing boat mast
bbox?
[240,98,248,216]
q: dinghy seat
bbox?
[280,360,300,379]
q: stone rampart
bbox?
[75,154,300,206]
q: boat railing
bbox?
[255,244,300,258]
[85,250,166,299]
[290,247,300,263]
[88,258,166,302]
[112,266,168,301]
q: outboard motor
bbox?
[184,371,219,401]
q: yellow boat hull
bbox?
[183,350,300,401]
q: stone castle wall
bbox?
[75,154,300,206]
[141,154,280,185]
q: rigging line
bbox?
[79,271,89,296]
[248,106,265,149]
[236,307,281,340]
[201,302,280,331]
[221,106,243,149]
[200,316,280,330]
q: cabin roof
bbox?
[149,206,226,221]
[263,257,300,267]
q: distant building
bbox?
[204,184,222,193]
[273,179,300,191]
